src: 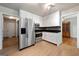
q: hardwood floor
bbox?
[63,37,77,48]
[3,37,18,49]
[0,38,78,56]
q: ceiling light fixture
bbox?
[9,16,15,19]
[9,16,19,20]
[44,3,55,10]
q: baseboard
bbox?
[70,37,77,39]
[3,37,9,39]
[42,39,57,46]
[12,36,16,38]
[63,36,77,39]
[3,36,17,39]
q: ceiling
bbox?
[0,3,79,16]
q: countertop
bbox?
[35,26,61,33]
[35,30,61,33]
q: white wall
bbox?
[0,5,18,17]
[69,17,77,38]
[42,11,61,27]
[77,13,79,48]
[19,9,43,26]
[62,6,79,17]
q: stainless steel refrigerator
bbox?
[19,18,35,50]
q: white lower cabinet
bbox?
[42,32,62,46]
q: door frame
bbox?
[0,12,3,50]
[1,14,20,50]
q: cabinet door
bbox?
[49,33,57,44]
[43,32,57,44]
[42,32,48,40]
[57,33,62,46]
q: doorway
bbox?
[62,16,77,47]
[62,22,70,38]
[3,15,19,50]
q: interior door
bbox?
[3,19,7,37]
[62,22,70,38]
[7,20,16,38]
